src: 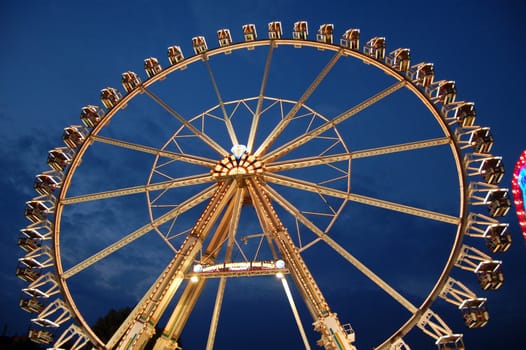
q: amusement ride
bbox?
[17,21,512,349]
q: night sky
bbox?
[1,1,525,349]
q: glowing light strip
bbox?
[511,149,526,238]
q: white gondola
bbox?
[475,261,504,290]
[468,183,510,218]
[464,154,504,185]
[480,157,504,185]
[28,329,53,344]
[168,45,185,65]
[455,126,490,153]
[268,21,282,39]
[469,127,494,154]
[435,335,465,350]
[441,101,476,127]
[144,57,162,78]
[386,48,410,72]
[293,21,308,41]
[16,265,41,282]
[25,200,52,224]
[486,189,511,217]
[217,29,232,54]
[426,80,457,105]
[484,223,512,253]
[459,298,489,328]
[340,29,360,50]
[47,147,72,172]
[407,62,434,87]
[100,87,123,109]
[121,71,142,93]
[18,237,41,252]
[217,29,232,47]
[192,36,208,54]
[20,297,45,314]
[364,37,386,60]
[316,24,334,44]
[34,174,60,195]
[62,125,86,149]
[242,24,257,41]
[80,105,104,128]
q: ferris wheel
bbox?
[16,21,512,350]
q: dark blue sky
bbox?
[1,0,525,349]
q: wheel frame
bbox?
[15,25,508,349]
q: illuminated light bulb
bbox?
[190,276,199,283]
[275,259,285,269]
[231,144,247,159]
[276,272,284,279]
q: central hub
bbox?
[212,144,264,179]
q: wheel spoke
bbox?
[267,153,352,172]
[142,87,228,155]
[265,184,418,313]
[262,80,407,163]
[264,173,459,225]
[351,137,451,159]
[62,184,218,279]
[266,137,450,172]
[204,59,239,146]
[93,135,217,168]
[247,45,274,153]
[61,173,214,205]
[205,276,227,350]
[255,49,344,157]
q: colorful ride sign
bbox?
[512,150,526,238]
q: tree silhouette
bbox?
[91,307,161,350]
[0,335,43,350]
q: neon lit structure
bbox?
[16,21,514,350]
[512,150,526,238]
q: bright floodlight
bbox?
[275,259,285,269]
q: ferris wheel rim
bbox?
[23,28,493,350]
